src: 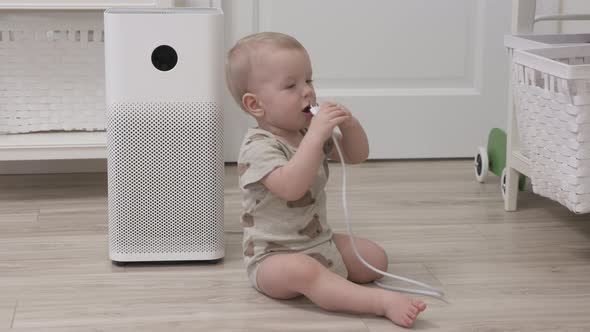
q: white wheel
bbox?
[500,168,507,201]
[474,147,489,183]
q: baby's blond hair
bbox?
[225,32,306,111]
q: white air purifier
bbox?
[104,8,224,264]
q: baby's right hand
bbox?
[307,102,349,143]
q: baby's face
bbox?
[249,46,316,132]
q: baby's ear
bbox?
[242,93,264,118]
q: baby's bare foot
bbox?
[380,292,427,328]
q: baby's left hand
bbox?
[329,102,355,129]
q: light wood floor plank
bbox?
[0,301,15,329]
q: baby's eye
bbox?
[286,84,296,89]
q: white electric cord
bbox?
[310,105,447,302]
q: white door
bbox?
[221,0,512,161]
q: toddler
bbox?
[225,32,427,328]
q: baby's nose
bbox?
[303,86,315,99]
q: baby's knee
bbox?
[374,247,389,272]
[283,253,323,286]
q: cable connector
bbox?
[309,104,320,116]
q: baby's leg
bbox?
[332,233,428,324]
[332,233,389,283]
[256,253,426,328]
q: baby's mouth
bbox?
[302,105,311,113]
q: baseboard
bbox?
[0,159,107,175]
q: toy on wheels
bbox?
[475,128,526,199]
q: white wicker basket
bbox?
[505,34,590,160]
[512,45,590,213]
[0,11,105,134]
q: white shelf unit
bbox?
[0,0,175,162]
[0,131,106,161]
[504,0,590,211]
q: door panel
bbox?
[222,0,512,160]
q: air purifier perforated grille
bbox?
[107,101,224,257]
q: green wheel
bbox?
[487,128,507,177]
[477,128,529,192]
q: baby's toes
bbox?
[403,315,415,328]
[412,299,427,312]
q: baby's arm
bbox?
[331,114,369,164]
[261,103,349,201]
[261,134,325,201]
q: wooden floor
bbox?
[1,160,590,331]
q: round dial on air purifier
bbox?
[151,45,178,72]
